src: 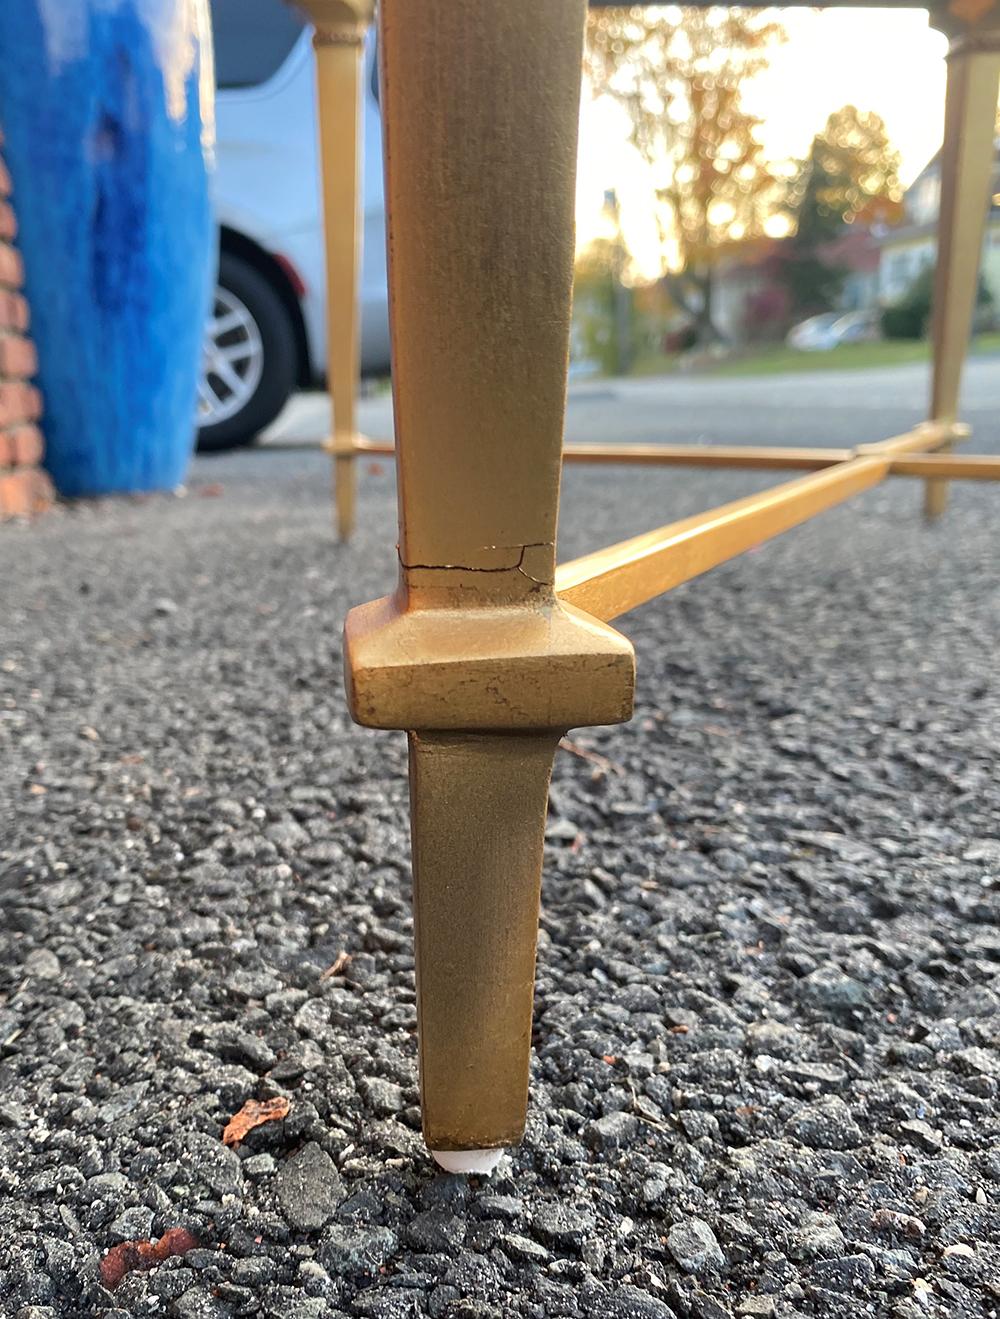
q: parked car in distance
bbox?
[199,0,390,451]
[786,309,882,353]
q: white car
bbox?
[199,0,390,450]
[785,309,881,353]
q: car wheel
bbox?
[196,252,297,452]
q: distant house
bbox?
[713,227,882,345]
[820,227,882,312]
[878,146,1000,304]
[713,237,786,344]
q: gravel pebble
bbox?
[276,1141,345,1232]
[603,1285,677,1319]
[784,1096,864,1150]
[788,1211,846,1260]
[667,1217,726,1274]
[584,1111,639,1151]
[406,1210,467,1254]
[318,1225,399,1277]
[810,1253,876,1292]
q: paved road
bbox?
[262,357,1000,453]
[3,356,998,1316]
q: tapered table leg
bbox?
[409,732,561,1153]
[925,16,1000,520]
[296,0,373,540]
[344,0,634,1162]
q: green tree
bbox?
[573,237,635,375]
[776,248,846,319]
[586,6,786,343]
[779,105,902,316]
[790,104,902,245]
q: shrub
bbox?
[881,266,933,340]
[881,264,993,341]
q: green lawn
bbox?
[631,332,1000,380]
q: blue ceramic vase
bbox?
[0,0,214,497]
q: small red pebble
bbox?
[99,1227,198,1291]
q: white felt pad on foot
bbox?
[430,1148,505,1175]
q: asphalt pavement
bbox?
[1,361,998,1317]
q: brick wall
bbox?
[0,133,51,519]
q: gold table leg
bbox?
[408,732,560,1152]
[344,0,634,1161]
[925,14,1000,520]
[297,0,374,540]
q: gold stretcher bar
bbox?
[554,423,965,624]
[562,444,846,469]
[350,434,1000,479]
[887,453,1000,480]
[351,436,853,470]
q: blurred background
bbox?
[201,2,994,453]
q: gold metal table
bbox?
[297,0,1000,1167]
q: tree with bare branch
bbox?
[586,6,786,343]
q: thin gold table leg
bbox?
[344,0,634,1160]
[408,732,561,1153]
[298,0,374,540]
[925,13,1000,520]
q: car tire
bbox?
[196,252,298,453]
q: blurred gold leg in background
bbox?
[925,16,1000,519]
[298,0,374,540]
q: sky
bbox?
[576,8,950,278]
